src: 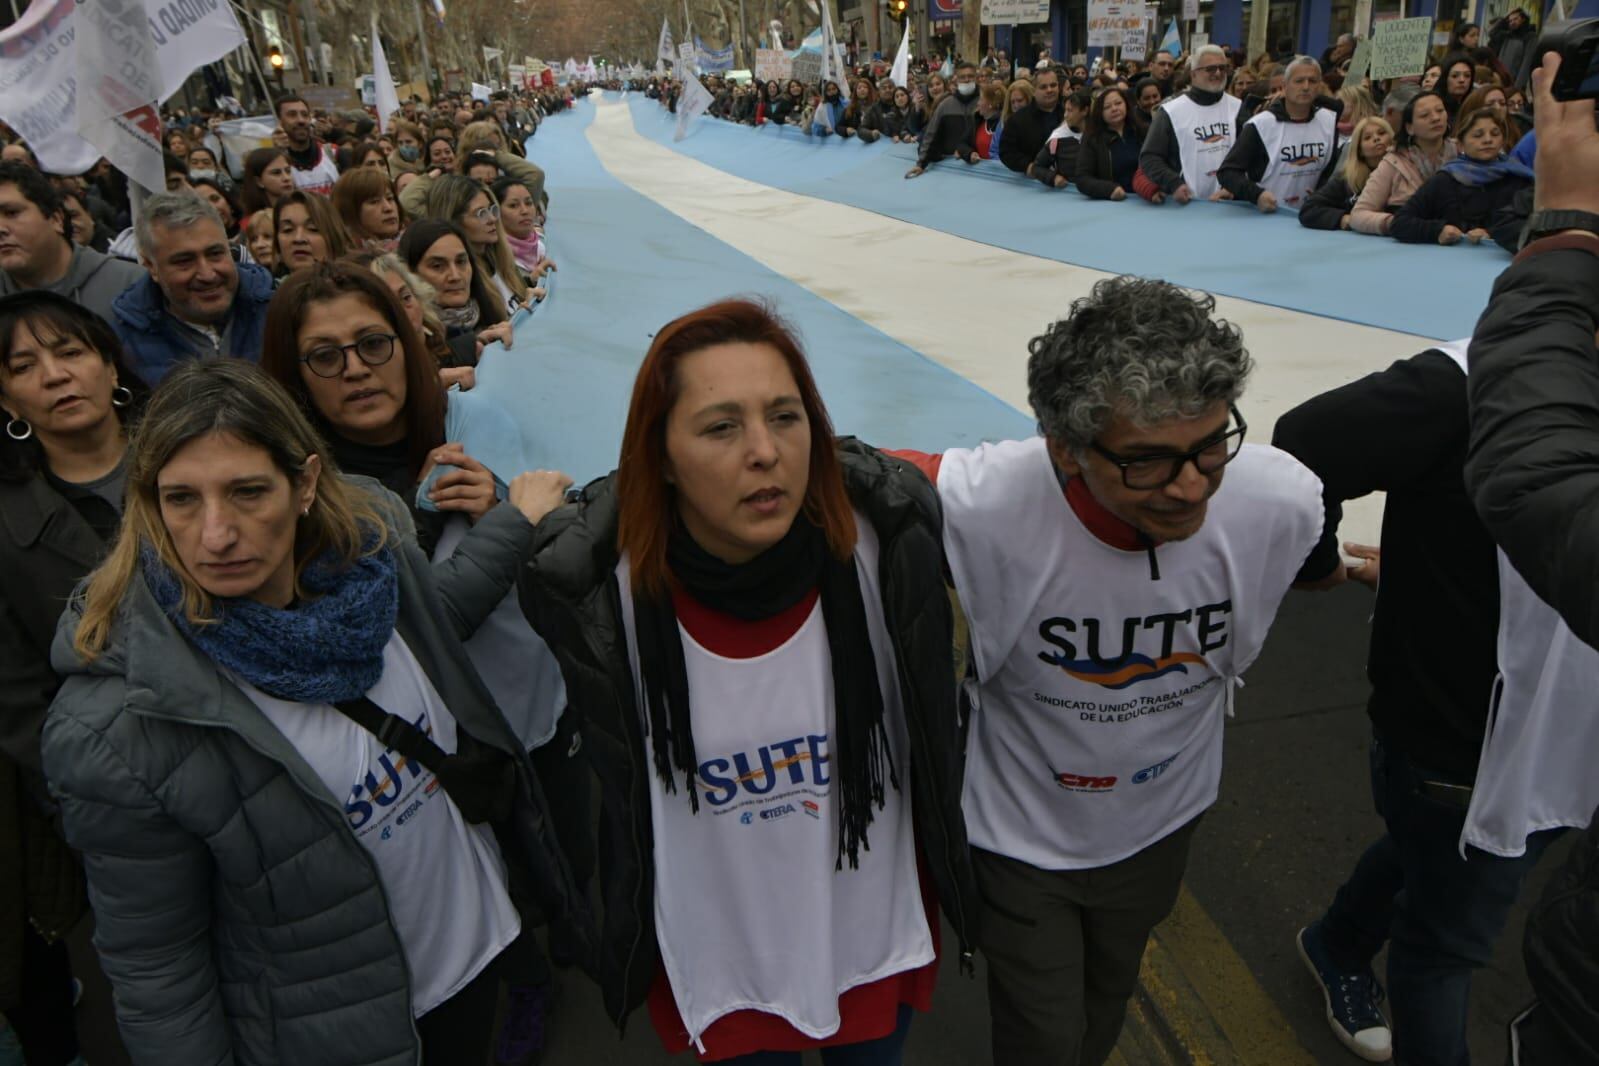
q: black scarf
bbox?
[634,516,897,870]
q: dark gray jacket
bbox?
[41,483,584,1065]
[0,243,146,329]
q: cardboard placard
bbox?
[301,86,362,112]
[1122,25,1148,59]
[1345,38,1373,85]
[980,0,1052,24]
[790,50,824,85]
[1370,17,1433,80]
[1087,0,1147,47]
[754,48,793,82]
[1182,0,1200,21]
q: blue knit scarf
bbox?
[1441,153,1534,187]
[142,536,399,704]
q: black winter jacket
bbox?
[1000,101,1063,174]
[1391,169,1530,245]
[1465,243,1599,1062]
[1217,98,1343,206]
[518,439,980,1029]
[1066,126,1146,199]
[1298,173,1358,230]
[1032,130,1081,188]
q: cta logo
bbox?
[1038,602,1230,689]
[1133,753,1179,784]
[1056,772,1117,793]
[802,800,821,819]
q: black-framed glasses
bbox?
[300,333,399,379]
[1194,63,1231,76]
[1090,405,1247,489]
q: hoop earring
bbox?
[5,418,31,442]
[111,385,133,409]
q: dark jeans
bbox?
[7,926,78,1066]
[1320,733,1561,1066]
[716,1005,914,1066]
[975,817,1201,1066]
[417,933,544,1064]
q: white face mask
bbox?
[956,81,977,97]
[189,168,217,183]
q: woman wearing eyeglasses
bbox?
[423,176,537,315]
[886,276,1327,1065]
[257,263,583,1061]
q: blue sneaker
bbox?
[1297,922,1393,1062]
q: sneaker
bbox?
[1297,922,1393,1062]
[495,983,548,1066]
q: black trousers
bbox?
[7,925,79,1066]
[975,816,1201,1066]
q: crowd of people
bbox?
[640,11,1542,250]
[0,19,1596,1066]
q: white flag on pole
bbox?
[8,0,243,194]
[658,18,676,62]
[483,46,503,64]
[820,0,850,103]
[371,13,401,133]
[674,63,713,141]
[890,21,911,88]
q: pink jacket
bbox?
[1350,141,1459,236]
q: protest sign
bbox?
[1345,38,1373,85]
[1122,25,1148,59]
[1087,0,1146,47]
[755,48,792,81]
[1370,17,1433,80]
[981,0,1051,23]
[791,50,824,85]
[1183,0,1200,21]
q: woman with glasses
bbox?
[886,277,1326,1066]
[42,346,582,1065]
[519,298,977,1065]
[259,266,585,1060]
[421,176,536,315]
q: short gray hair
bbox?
[134,191,225,259]
[1027,276,1252,452]
[1189,44,1226,71]
[1382,82,1421,117]
[1284,54,1323,81]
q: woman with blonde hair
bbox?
[1002,78,1034,126]
[1301,116,1395,230]
[41,355,584,1065]
[422,175,535,315]
[243,208,276,270]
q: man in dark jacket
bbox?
[1464,53,1599,1064]
[0,162,146,327]
[111,191,273,386]
[1217,57,1342,212]
[999,65,1063,175]
[1134,45,1241,203]
[906,62,982,177]
[1273,338,1566,1066]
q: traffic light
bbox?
[267,45,285,69]
[888,0,908,22]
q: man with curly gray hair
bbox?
[890,276,1330,1066]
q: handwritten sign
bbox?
[1370,17,1433,80]
[1088,0,1147,47]
[1182,0,1200,21]
[754,49,792,82]
[1345,38,1373,85]
[981,0,1052,23]
[790,51,824,85]
[1122,26,1148,59]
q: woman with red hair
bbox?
[519,299,977,1064]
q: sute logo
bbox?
[1056,772,1117,793]
[1037,601,1231,689]
[1279,142,1327,167]
[699,734,830,807]
[1193,122,1231,144]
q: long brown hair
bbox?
[73,359,387,660]
[331,166,395,242]
[259,263,447,484]
[616,299,856,597]
[272,190,355,271]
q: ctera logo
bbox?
[1056,772,1117,793]
[1037,602,1230,689]
[760,803,799,822]
[699,734,831,807]
[1132,753,1179,784]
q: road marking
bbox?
[585,96,1438,546]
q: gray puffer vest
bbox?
[41,482,586,1065]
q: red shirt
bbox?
[645,587,941,1062]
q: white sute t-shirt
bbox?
[940,438,1323,870]
[616,514,933,1051]
[235,632,522,1016]
[1161,92,1244,200]
[1249,108,1339,209]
